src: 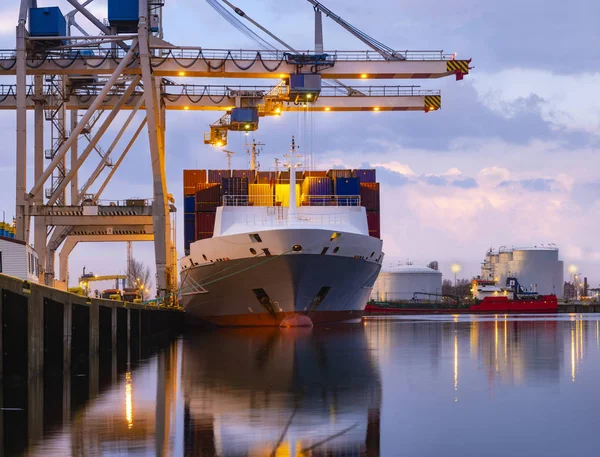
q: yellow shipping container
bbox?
[275,184,301,207]
[248,184,273,206]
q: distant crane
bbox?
[222,149,237,171]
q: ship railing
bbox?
[235,211,353,227]
[222,195,361,207]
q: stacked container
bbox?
[195,183,221,241]
[232,169,256,181]
[222,177,249,206]
[302,170,327,179]
[333,177,361,206]
[183,170,206,255]
[301,177,332,205]
[361,181,381,238]
[353,169,376,182]
[275,184,301,207]
[255,171,277,185]
[327,169,353,179]
[249,184,273,206]
[183,169,207,195]
[277,170,304,184]
[208,169,231,184]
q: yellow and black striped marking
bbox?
[446,60,470,74]
[424,95,441,111]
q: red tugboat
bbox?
[469,277,558,313]
[365,277,558,315]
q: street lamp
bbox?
[451,263,462,289]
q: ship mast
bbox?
[284,136,301,218]
[245,139,265,171]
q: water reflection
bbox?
[182,327,382,456]
[4,315,600,456]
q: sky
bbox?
[0,0,599,290]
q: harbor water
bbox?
[3,314,600,456]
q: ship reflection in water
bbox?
[3,316,600,456]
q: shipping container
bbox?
[333,177,361,195]
[255,171,277,185]
[367,211,381,238]
[249,184,274,206]
[208,169,231,183]
[275,184,301,207]
[184,195,195,213]
[195,212,216,238]
[353,169,377,182]
[230,108,259,124]
[195,184,221,210]
[184,213,195,251]
[302,170,328,179]
[29,7,66,38]
[277,170,304,184]
[301,176,332,196]
[108,0,139,32]
[360,182,380,211]
[183,169,207,195]
[232,169,256,180]
[221,177,249,195]
[327,169,353,179]
[196,232,213,241]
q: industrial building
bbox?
[371,264,442,302]
[0,235,40,283]
[481,246,564,298]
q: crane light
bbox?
[428,106,435,111]
[373,107,380,111]
[325,107,331,111]
[306,93,312,99]
[178,71,186,76]
[184,106,190,110]
[216,141,223,147]
[244,124,251,129]
[361,73,368,79]
[275,107,281,114]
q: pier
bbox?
[0,273,183,380]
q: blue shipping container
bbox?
[334,177,361,196]
[29,7,66,37]
[221,177,249,195]
[352,169,377,182]
[301,177,332,196]
[108,0,139,21]
[230,108,259,124]
[184,195,195,213]
[184,214,195,246]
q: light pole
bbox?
[451,263,462,292]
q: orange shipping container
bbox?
[184,170,207,195]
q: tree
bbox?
[127,259,153,299]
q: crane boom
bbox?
[306,0,405,60]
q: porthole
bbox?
[333,247,340,254]
[202,254,207,261]
[292,244,303,252]
[250,248,257,255]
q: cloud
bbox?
[498,178,561,193]
[473,69,600,134]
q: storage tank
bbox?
[508,248,564,297]
[371,265,442,302]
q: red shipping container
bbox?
[367,211,381,238]
[197,232,213,240]
[195,183,221,210]
[195,211,216,239]
[360,182,380,211]
[184,170,207,195]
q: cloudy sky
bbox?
[0,0,599,289]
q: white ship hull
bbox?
[180,206,383,326]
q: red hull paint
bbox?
[365,295,558,315]
[187,310,365,327]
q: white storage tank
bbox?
[371,265,442,302]
[508,248,563,297]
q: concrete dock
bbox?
[0,273,183,380]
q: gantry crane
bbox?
[1,0,470,303]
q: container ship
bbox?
[179,139,383,326]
